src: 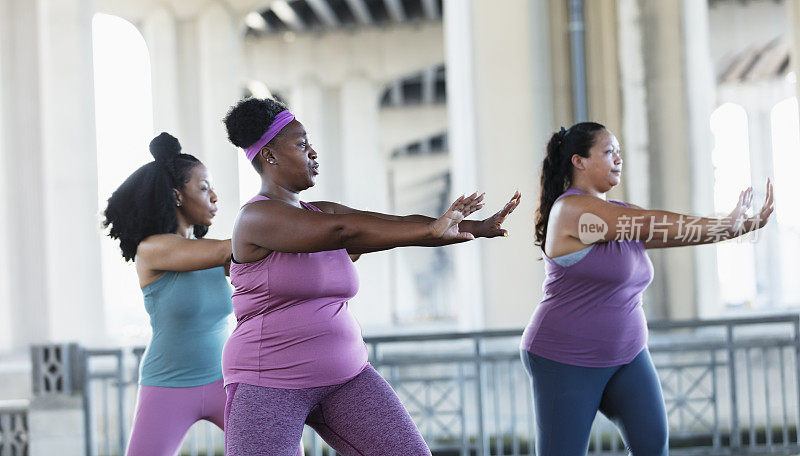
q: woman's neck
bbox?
[259,181,302,207]
[174,212,194,238]
[568,177,607,200]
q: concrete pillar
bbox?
[787,0,800,122]
[743,94,782,309]
[339,75,392,329]
[290,76,332,201]
[584,0,625,201]
[616,0,650,208]
[547,0,573,128]
[445,0,553,329]
[443,0,483,330]
[38,0,106,344]
[681,0,721,318]
[197,2,243,239]
[0,0,54,348]
[637,0,719,320]
[0,0,11,350]
[141,6,182,136]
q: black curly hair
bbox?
[103,133,206,262]
[534,122,606,247]
[223,97,289,173]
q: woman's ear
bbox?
[173,188,182,207]
[260,146,276,165]
[571,154,586,171]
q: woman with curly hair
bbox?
[103,133,242,455]
[521,122,774,455]
[220,97,521,456]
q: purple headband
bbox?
[244,110,295,162]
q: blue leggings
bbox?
[521,349,668,456]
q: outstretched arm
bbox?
[136,235,231,274]
[556,179,774,249]
[237,193,484,256]
[311,191,522,247]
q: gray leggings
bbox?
[224,365,431,456]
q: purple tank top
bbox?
[222,195,369,388]
[520,189,654,367]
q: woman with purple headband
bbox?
[220,97,521,455]
[522,122,774,455]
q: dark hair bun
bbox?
[149,132,182,163]
[224,97,289,149]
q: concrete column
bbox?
[443,0,483,330]
[445,0,553,329]
[547,0,573,127]
[584,0,625,201]
[0,0,11,350]
[339,75,392,329]
[0,0,53,349]
[290,76,332,201]
[743,95,782,308]
[38,0,106,344]
[637,0,719,319]
[196,2,243,239]
[616,0,650,208]
[787,0,800,125]
[682,0,721,318]
[141,6,181,136]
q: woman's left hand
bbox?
[474,191,522,238]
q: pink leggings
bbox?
[125,378,226,456]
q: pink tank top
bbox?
[222,195,369,388]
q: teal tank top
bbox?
[139,267,233,387]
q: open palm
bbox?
[430,192,485,240]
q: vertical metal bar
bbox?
[102,379,111,456]
[83,359,96,456]
[459,363,469,456]
[793,317,800,446]
[763,347,773,449]
[780,347,789,447]
[509,361,519,456]
[116,351,125,454]
[711,350,721,449]
[567,0,588,121]
[475,339,487,456]
[678,366,684,432]
[524,360,535,456]
[746,348,755,447]
[727,324,741,449]
[493,362,502,455]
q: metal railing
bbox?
[74,314,800,455]
[0,400,29,455]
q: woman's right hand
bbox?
[747,178,775,231]
[429,192,485,240]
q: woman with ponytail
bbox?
[103,133,240,455]
[521,123,775,455]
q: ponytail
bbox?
[534,122,606,247]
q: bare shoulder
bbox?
[136,233,182,260]
[307,200,338,214]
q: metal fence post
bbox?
[727,324,741,449]
[474,337,488,456]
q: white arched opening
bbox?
[770,97,800,305]
[710,102,757,307]
[92,13,154,346]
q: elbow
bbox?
[334,221,356,249]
